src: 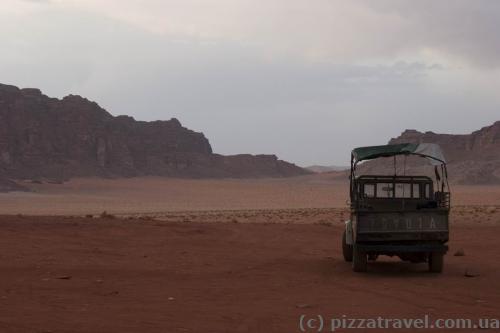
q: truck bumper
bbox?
[356,231,449,242]
[356,243,448,254]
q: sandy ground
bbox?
[0,176,500,332]
[1,214,499,333]
[1,175,500,215]
[0,176,346,215]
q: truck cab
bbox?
[343,143,450,273]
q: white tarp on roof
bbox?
[414,143,446,165]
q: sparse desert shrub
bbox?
[316,220,333,227]
[486,207,497,214]
[85,214,93,219]
[100,211,115,219]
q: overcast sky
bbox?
[2,0,500,166]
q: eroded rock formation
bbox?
[0,83,308,190]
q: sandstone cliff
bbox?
[388,124,500,184]
[0,83,308,190]
[359,123,500,184]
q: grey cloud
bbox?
[1,2,499,165]
[362,0,500,67]
[19,0,51,3]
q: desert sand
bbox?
[2,175,500,215]
[0,175,347,215]
[1,175,500,332]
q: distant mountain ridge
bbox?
[305,165,349,173]
[0,83,309,191]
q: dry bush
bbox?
[100,211,115,219]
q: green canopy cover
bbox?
[352,143,446,165]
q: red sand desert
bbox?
[0,176,499,332]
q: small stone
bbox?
[168,297,175,301]
[56,275,72,280]
[464,269,479,278]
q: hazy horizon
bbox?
[2,0,500,166]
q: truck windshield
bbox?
[363,183,426,199]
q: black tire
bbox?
[342,230,353,262]
[352,245,367,272]
[428,252,444,273]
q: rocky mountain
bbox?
[0,83,308,190]
[390,124,500,184]
[305,165,349,173]
[359,123,500,184]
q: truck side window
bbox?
[395,183,412,198]
[412,183,421,198]
[425,184,431,199]
[364,184,375,198]
[378,183,394,198]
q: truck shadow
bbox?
[318,258,429,278]
[363,260,441,276]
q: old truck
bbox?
[342,143,450,273]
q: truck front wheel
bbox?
[428,252,444,273]
[352,245,367,272]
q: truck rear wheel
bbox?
[342,230,353,262]
[352,245,367,272]
[428,252,444,273]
